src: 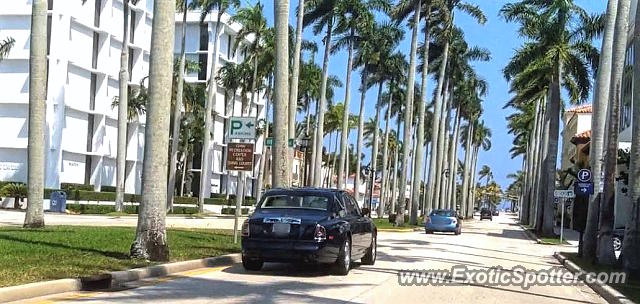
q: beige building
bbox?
[560,104,593,181]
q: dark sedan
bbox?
[241,188,377,275]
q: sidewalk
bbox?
[554,225,580,247]
[0,210,242,230]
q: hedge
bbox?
[101,186,117,192]
[66,203,198,215]
[174,196,198,205]
[60,183,94,192]
[221,207,250,215]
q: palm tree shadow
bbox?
[0,234,130,260]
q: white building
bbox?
[174,11,266,198]
[0,1,265,198]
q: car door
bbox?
[341,193,364,256]
[346,194,370,256]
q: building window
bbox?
[89,74,97,110]
[199,24,208,51]
[198,53,207,80]
[48,0,54,10]
[621,44,634,132]
[130,11,136,44]
[227,34,232,59]
[128,47,134,78]
[47,16,52,55]
[94,0,101,27]
[92,33,99,69]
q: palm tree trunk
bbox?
[426,42,449,214]
[584,0,619,260]
[434,82,451,210]
[623,0,640,276]
[469,146,479,215]
[370,82,384,211]
[379,88,392,217]
[273,0,290,188]
[599,0,631,265]
[167,2,188,212]
[180,128,191,197]
[257,76,272,201]
[338,28,355,189]
[355,70,368,202]
[411,10,431,224]
[289,0,304,143]
[395,0,421,226]
[130,0,174,261]
[533,95,548,231]
[421,143,429,215]
[461,120,473,219]
[313,16,334,186]
[115,0,132,213]
[310,100,318,185]
[448,110,461,210]
[24,0,47,228]
[199,12,224,211]
[437,94,451,209]
[391,115,401,214]
[330,131,340,187]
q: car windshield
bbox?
[259,194,330,211]
[431,210,455,217]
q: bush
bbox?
[204,198,228,205]
[221,207,250,215]
[76,191,116,202]
[174,196,198,205]
[210,193,226,199]
[66,203,197,215]
[61,183,94,192]
[101,186,116,192]
[0,183,27,209]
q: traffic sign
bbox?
[575,182,594,196]
[226,143,254,171]
[554,189,575,198]
[577,169,592,183]
[229,117,256,140]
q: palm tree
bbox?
[333,0,389,190]
[379,54,408,217]
[24,0,47,228]
[304,0,341,186]
[290,0,305,145]
[599,0,631,266]
[623,0,640,277]
[115,0,141,213]
[478,165,493,186]
[167,0,190,212]
[0,37,15,61]
[585,0,618,261]
[130,0,175,261]
[273,0,290,187]
[501,0,598,237]
[192,0,240,209]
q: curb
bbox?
[0,253,241,303]
[518,224,561,245]
[378,227,423,233]
[554,252,634,304]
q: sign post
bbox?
[228,117,257,244]
[554,189,575,245]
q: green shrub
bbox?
[66,203,196,215]
[76,191,115,202]
[101,186,116,192]
[210,193,226,199]
[0,183,27,209]
[61,183,94,192]
[204,198,227,205]
[123,194,142,203]
[174,196,198,205]
[221,207,250,215]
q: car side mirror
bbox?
[361,208,370,216]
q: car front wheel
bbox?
[334,238,351,275]
[362,233,377,265]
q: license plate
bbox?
[272,223,290,234]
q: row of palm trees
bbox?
[505,0,640,277]
[19,0,496,260]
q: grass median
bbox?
[0,226,239,288]
[373,218,422,230]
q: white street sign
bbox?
[228,117,256,140]
[554,189,575,198]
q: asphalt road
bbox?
[24,214,604,304]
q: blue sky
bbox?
[258,0,607,191]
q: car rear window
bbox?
[260,195,330,211]
[431,210,455,217]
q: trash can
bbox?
[50,191,67,213]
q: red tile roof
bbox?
[571,130,591,145]
[566,104,592,114]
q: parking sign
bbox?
[577,169,592,183]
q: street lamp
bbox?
[361,164,374,217]
[298,137,311,186]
